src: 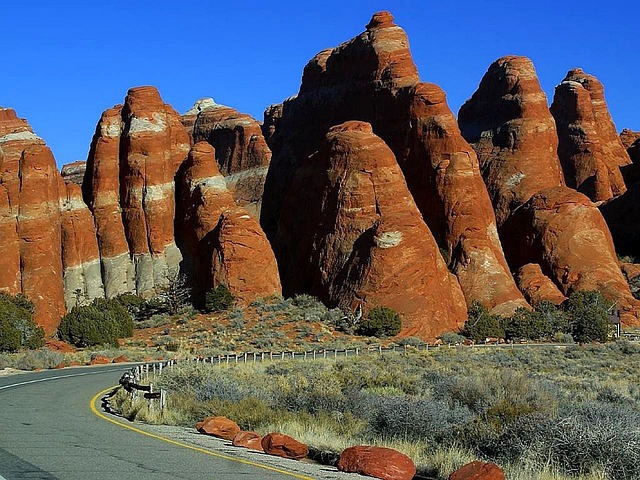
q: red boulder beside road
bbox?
[337,445,416,480]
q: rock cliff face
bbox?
[60,181,104,310]
[84,86,191,298]
[405,83,528,315]
[551,71,626,202]
[0,108,66,334]
[182,98,271,218]
[0,145,21,296]
[60,161,87,186]
[459,59,638,324]
[458,56,565,226]
[176,142,281,305]
[278,121,467,338]
[263,12,525,316]
[515,263,566,306]
[83,105,135,297]
[504,187,638,324]
[562,69,631,168]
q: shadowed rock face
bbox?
[262,12,525,316]
[551,70,626,202]
[458,56,565,227]
[84,86,191,298]
[278,121,467,339]
[182,98,271,218]
[0,109,65,334]
[176,142,281,305]
[504,186,639,325]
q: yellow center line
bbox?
[90,386,315,480]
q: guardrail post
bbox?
[244,353,248,363]
[160,388,166,410]
[281,352,285,360]
[334,349,337,358]
[356,348,359,356]
[323,350,327,359]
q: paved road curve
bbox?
[0,365,311,480]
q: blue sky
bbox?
[2,0,638,167]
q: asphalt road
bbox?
[0,365,316,480]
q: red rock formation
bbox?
[262,12,523,315]
[551,72,626,201]
[84,87,191,298]
[262,11,420,239]
[120,86,188,295]
[176,142,281,305]
[182,98,271,217]
[405,83,528,315]
[620,129,640,151]
[195,416,241,441]
[449,461,505,480]
[505,186,639,325]
[278,121,467,339]
[0,146,21,295]
[562,69,631,168]
[0,108,69,333]
[84,105,135,297]
[232,431,264,451]
[515,263,566,306]
[261,433,308,460]
[60,181,105,309]
[17,145,66,334]
[0,107,46,205]
[458,56,565,226]
[60,161,87,186]
[337,446,416,480]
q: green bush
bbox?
[0,293,44,352]
[565,290,613,343]
[204,285,235,312]
[357,306,402,337]
[501,307,553,341]
[462,302,504,342]
[57,297,134,347]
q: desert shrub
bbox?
[366,395,472,445]
[0,293,44,352]
[204,285,235,312]
[357,307,401,337]
[57,297,133,347]
[565,291,613,343]
[113,293,146,319]
[439,332,466,345]
[462,302,504,341]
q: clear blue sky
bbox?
[2,0,638,167]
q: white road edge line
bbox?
[0,368,125,391]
